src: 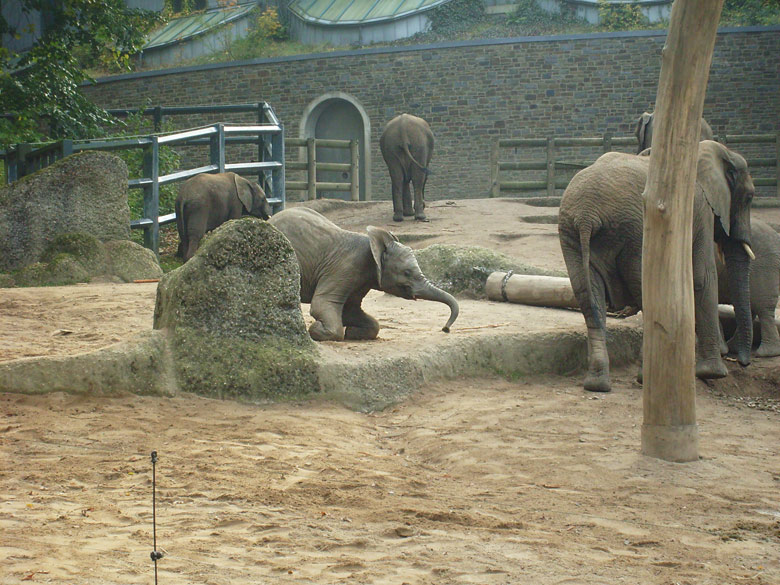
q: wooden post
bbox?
[641,0,724,462]
[350,139,359,201]
[776,132,779,200]
[489,141,499,198]
[546,137,556,198]
[307,137,316,201]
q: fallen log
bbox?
[485,272,578,309]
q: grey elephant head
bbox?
[234,174,272,220]
[366,225,459,332]
[698,139,756,365]
[635,111,714,154]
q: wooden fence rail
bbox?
[285,137,359,201]
[491,133,780,201]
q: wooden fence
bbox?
[490,133,780,202]
[285,137,359,201]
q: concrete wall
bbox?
[82,27,780,203]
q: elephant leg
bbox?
[561,239,611,392]
[718,319,730,356]
[755,308,780,357]
[583,272,611,392]
[342,298,380,340]
[411,167,427,222]
[183,213,208,261]
[402,180,414,217]
[309,294,346,341]
[693,249,728,379]
[389,165,405,222]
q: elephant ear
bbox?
[697,140,735,236]
[233,173,253,213]
[366,226,400,288]
[635,112,653,149]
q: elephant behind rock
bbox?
[718,218,780,357]
[176,172,272,261]
[380,113,434,222]
[635,111,714,154]
[269,207,458,341]
[558,140,755,392]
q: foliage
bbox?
[428,0,486,34]
[506,0,588,34]
[722,0,780,25]
[597,0,649,31]
[0,0,160,148]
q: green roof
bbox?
[288,0,454,25]
[144,2,256,50]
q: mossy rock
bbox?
[40,233,108,276]
[154,218,318,402]
[415,244,565,299]
[104,240,163,282]
[13,256,91,287]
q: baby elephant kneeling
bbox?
[269,207,459,341]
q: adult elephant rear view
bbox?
[635,111,714,153]
[380,114,434,222]
[176,172,271,261]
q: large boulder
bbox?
[0,151,131,272]
[153,218,319,401]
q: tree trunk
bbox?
[641,1,724,462]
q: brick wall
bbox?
[82,27,780,202]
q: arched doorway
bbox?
[300,93,371,201]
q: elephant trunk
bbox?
[723,239,753,366]
[416,279,460,333]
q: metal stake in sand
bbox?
[150,451,164,584]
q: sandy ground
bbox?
[1,198,779,584]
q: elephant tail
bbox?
[175,197,186,258]
[579,223,602,329]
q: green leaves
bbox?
[0,0,161,148]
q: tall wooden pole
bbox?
[641,0,724,462]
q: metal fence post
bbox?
[307,137,316,201]
[142,136,160,256]
[272,123,285,211]
[350,139,359,201]
[153,107,163,133]
[16,143,31,180]
[776,132,779,200]
[490,141,499,198]
[546,137,556,198]
[602,132,612,153]
[210,123,225,173]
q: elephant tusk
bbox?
[742,242,756,260]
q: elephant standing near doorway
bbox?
[718,218,780,358]
[558,140,755,392]
[635,111,714,153]
[380,114,434,222]
[269,207,458,341]
[176,172,271,261]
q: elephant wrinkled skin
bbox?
[558,140,755,392]
[718,218,780,358]
[380,113,434,222]
[176,172,272,261]
[269,207,458,341]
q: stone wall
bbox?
[82,27,780,202]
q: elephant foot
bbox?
[403,208,414,217]
[345,325,380,340]
[393,212,404,222]
[415,214,429,222]
[584,371,611,392]
[756,342,780,358]
[695,357,728,380]
[309,321,345,342]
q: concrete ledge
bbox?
[0,331,176,397]
[0,304,642,411]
